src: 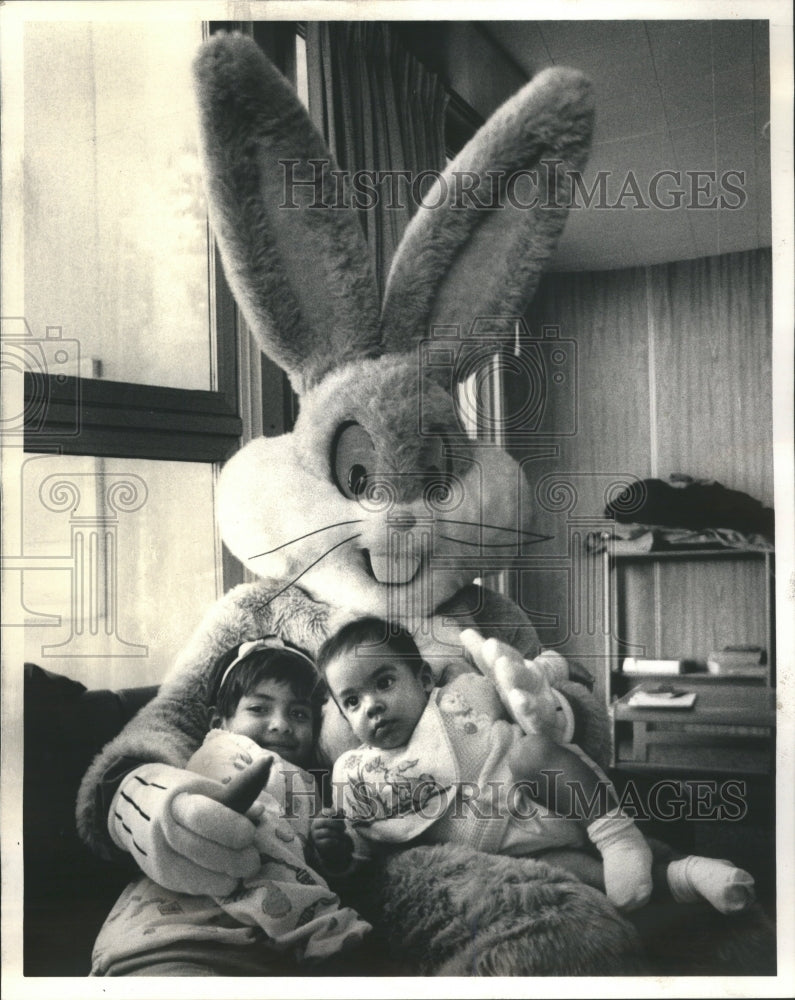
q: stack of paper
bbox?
[627,689,697,709]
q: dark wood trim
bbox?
[24,373,242,462]
[445,91,484,159]
[23,427,241,463]
[472,23,531,88]
[212,243,240,411]
[252,21,298,79]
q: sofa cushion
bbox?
[23,664,158,976]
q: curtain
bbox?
[305,23,448,294]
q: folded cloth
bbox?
[604,475,774,543]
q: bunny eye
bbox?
[331,422,377,500]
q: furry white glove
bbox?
[108,762,266,896]
[460,630,573,740]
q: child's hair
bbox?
[316,616,424,678]
[210,640,326,734]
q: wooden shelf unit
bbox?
[600,544,776,773]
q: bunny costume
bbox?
[74,32,660,976]
[91,731,370,976]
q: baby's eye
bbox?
[343,695,359,710]
[246,705,264,715]
[377,676,395,691]
[291,708,310,722]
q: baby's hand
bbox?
[309,809,354,873]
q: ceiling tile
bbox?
[539,21,648,60]
[756,154,771,248]
[552,205,644,271]
[713,66,756,120]
[660,73,716,128]
[477,18,771,269]
[711,20,755,73]
[715,112,758,175]
[646,21,713,80]
[592,86,667,143]
[684,208,720,259]
[710,200,760,257]
[670,123,717,174]
[481,21,550,75]
[562,43,658,99]
[715,112,765,249]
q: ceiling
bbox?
[480,20,771,271]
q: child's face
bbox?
[324,648,433,750]
[219,678,314,768]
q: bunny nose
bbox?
[389,513,416,532]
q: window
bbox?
[6,21,299,687]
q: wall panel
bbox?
[506,247,773,694]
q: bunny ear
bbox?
[379,67,594,354]
[193,33,381,394]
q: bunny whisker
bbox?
[258,533,363,609]
[437,518,553,544]
[438,535,536,549]
[249,520,364,561]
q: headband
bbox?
[216,636,317,695]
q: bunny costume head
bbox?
[195,32,594,634]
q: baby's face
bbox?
[220,678,314,768]
[324,649,433,750]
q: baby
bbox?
[91,637,370,977]
[312,616,755,915]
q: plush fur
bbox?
[193,32,381,393]
[75,31,775,976]
[354,846,645,976]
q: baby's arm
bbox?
[309,754,378,877]
[308,811,357,874]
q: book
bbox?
[622,657,706,675]
[627,689,697,709]
[708,645,765,665]
[707,645,767,678]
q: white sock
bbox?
[587,810,653,911]
[667,856,755,914]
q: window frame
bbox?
[23,244,241,463]
[20,21,301,595]
[21,23,302,462]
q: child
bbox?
[312,617,755,915]
[91,637,371,977]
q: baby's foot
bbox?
[667,856,756,914]
[587,811,653,911]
